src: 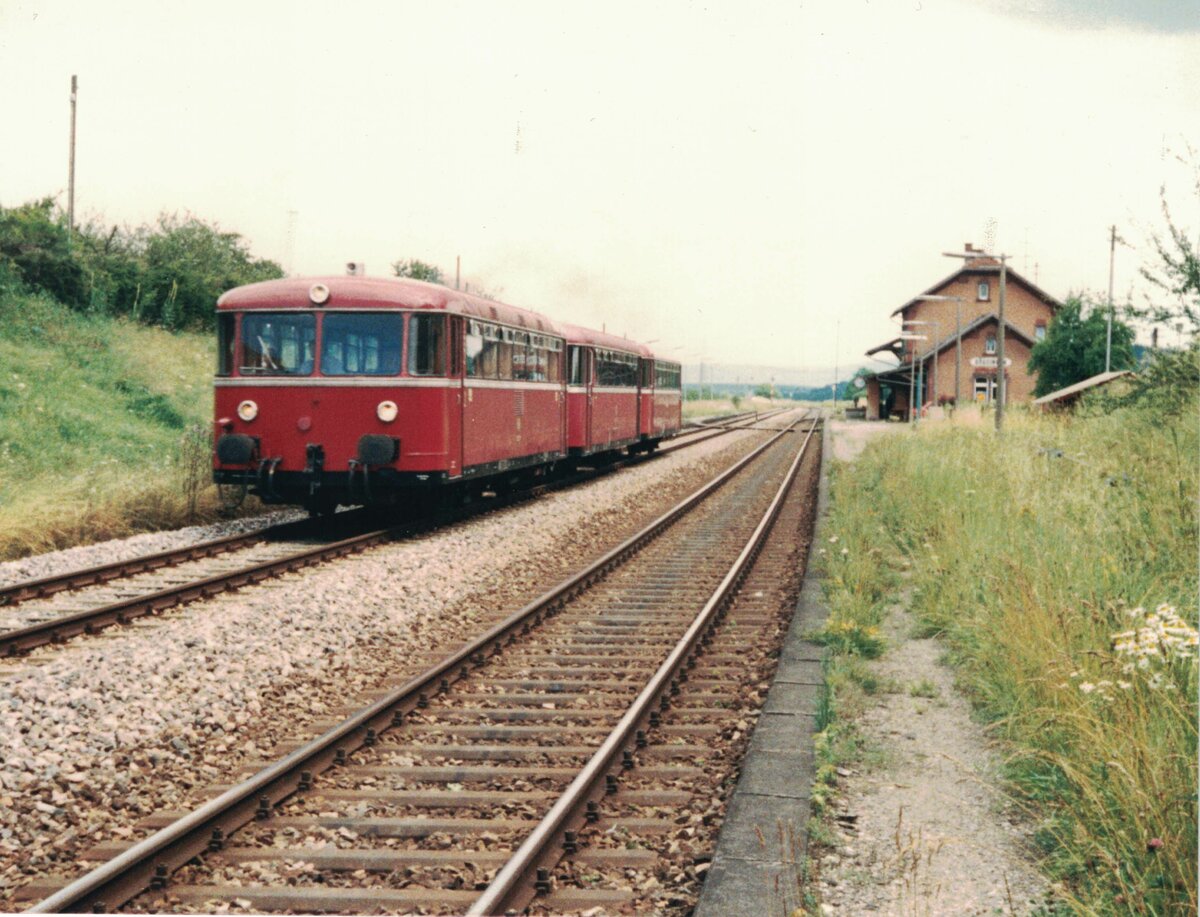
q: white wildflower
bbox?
[1079,682,1096,694]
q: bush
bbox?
[0,199,283,330]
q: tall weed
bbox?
[820,407,1198,915]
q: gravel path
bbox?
[817,599,1051,915]
[817,422,1051,915]
[0,429,767,907]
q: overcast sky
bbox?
[2,0,1197,378]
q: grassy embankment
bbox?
[0,289,241,561]
[810,407,1198,915]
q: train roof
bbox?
[217,276,563,335]
[557,322,655,359]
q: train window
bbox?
[596,350,637,387]
[321,313,402,375]
[217,314,235,376]
[568,346,587,385]
[496,340,514,380]
[240,312,315,375]
[465,328,485,376]
[513,342,531,381]
[655,363,681,390]
[408,314,446,376]
[545,347,562,383]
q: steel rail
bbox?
[27,410,809,914]
[0,515,325,608]
[1,414,770,656]
[0,409,771,610]
[467,414,819,915]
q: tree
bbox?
[0,199,87,307]
[1133,159,1200,334]
[1028,294,1136,396]
[754,382,773,398]
[139,214,282,328]
[391,259,444,284]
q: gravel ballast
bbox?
[0,510,306,589]
[0,429,768,906]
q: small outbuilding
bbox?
[1032,370,1134,410]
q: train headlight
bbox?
[237,399,259,422]
[377,400,398,423]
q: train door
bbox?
[585,348,594,449]
[637,358,653,439]
[451,317,464,476]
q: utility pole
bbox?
[832,319,840,412]
[68,75,78,243]
[1105,224,1116,372]
[996,254,1008,433]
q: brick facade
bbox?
[866,245,1059,418]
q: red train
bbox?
[212,276,682,513]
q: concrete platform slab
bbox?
[695,421,831,917]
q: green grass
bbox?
[813,405,1198,915]
[0,288,255,560]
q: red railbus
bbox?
[213,276,679,512]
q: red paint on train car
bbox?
[213,276,676,510]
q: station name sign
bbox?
[969,356,1012,368]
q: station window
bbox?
[985,333,997,355]
[977,281,990,301]
[240,312,315,376]
[217,313,235,376]
[1035,323,1047,342]
[321,313,402,375]
[408,314,446,376]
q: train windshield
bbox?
[240,313,316,375]
[321,313,403,375]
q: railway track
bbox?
[24,410,819,914]
[0,411,783,658]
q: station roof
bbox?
[890,264,1063,318]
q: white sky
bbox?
[2,0,1197,378]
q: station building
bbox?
[863,243,1062,420]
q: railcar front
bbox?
[211,277,566,512]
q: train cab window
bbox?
[217,314,235,376]
[321,313,403,375]
[407,314,446,376]
[240,312,316,375]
